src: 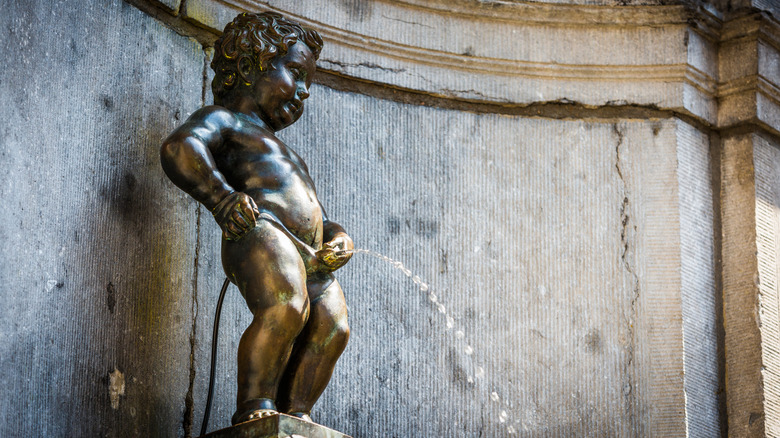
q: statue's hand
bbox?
[211,192,260,241]
[315,233,353,272]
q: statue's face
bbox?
[252,41,315,131]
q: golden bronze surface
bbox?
[161,11,352,428]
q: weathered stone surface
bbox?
[150,0,181,13]
[753,134,780,437]
[719,0,780,21]
[187,84,720,436]
[721,133,765,437]
[719,13,780,135]
[182,0,719,122]
[717,10,780,438]
[603,118,720,437]
[676,122,720,436]
[4,0,780,436]
[753,136,780,436]
[721,132,780,437]
[0,0,204,436]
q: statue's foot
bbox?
[245,409,277,421]
[289,412,313,423]
[232,398,278,425]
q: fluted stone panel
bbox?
[617,119,719,437]
[188,85,720,436]
[753,134,780,437]
[722,134,766,437]
[0,0,205,436]
[677,122,720,437]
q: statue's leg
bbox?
[277,276,349,418]
[221,221,310,424]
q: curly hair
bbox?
[211,12,323,105]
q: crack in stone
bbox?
[440,88,495,101]
[380,14,434,29]
[322,59,406,73]
[183,53,210,438]
[613,123,639,431]
[182,199,203,435]
[201,48,210,106]
[319,72,714,128]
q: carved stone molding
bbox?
[719,12,780,136]
[176,0,780,133]
[182,0,722,123]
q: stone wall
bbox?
[1,0,779,437]
[0,1,205,436]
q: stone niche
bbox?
[176,1,779,436]
[2,0,780,437]
[179,0,780,436]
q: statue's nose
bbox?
[298,84,310,100]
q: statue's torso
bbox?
[214,122,323,249]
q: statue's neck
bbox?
[221,95,275,132]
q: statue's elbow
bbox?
[160,138,182,165]
[160,140,184,180]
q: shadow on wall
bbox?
[73,94,198,436]
[0,0,205,436]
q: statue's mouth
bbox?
[289,99,303,114]
[276,101,302,127]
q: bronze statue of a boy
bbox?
[160,12,352,425]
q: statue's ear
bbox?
[237,56,253,85]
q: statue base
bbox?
[200,414,351,438]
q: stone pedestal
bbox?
[201,414,351,438]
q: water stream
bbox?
[341,248,518,435]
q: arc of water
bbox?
[342,248,520,434]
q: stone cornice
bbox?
[719,11,780,136]
[374,0,708,28]
[721,11,780,49]
[174,1,780,130]
[186,0,722,29]
[183,0,724,124]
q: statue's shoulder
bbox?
[186,105,240,132]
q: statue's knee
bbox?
[255,297,309,335]
[282,297,310,330]
[331,321,350,352]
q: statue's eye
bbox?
[290,67,305,81]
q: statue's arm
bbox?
[160,106,236,209]
[160,107,258,240]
